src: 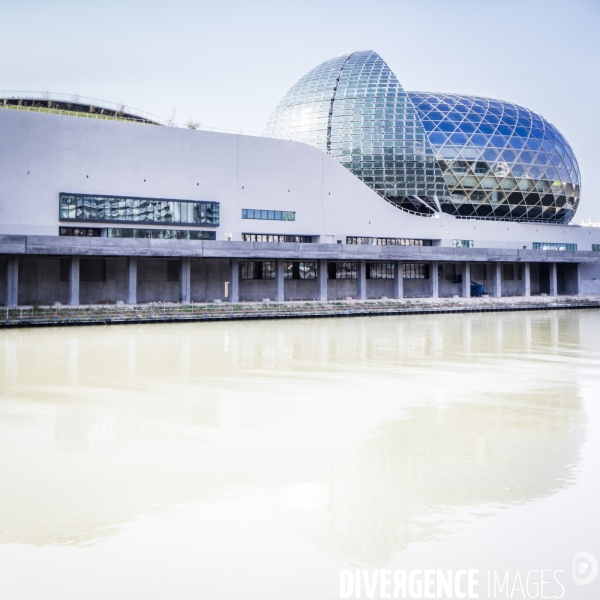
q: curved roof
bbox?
[409,92,580,222]
[264,50,448,212]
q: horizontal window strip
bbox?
[346,236,432,246]
[60,193,219,226]
[242,233,311,243]
[242,209,295,221]
[532,242,577,251]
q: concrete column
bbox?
[275,259,285,302]
[522,262,531,297]
[493,263,502,298]
[549,262,558,297]
[229,258,239,303]
[357,260,366,300]
[429,261,439,298]
[317,259,328,301]
[394,261,404,299]
[127,257,137,305]
[180,257,191,304]
[5,255,18,308]
[69,256,80,306]
[462,262,471,298]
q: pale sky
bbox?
[4,0,599,220]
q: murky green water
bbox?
[1,311,599,599]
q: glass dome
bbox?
[409,92,580,222]
[264,51,581,223]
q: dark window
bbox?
[403,263,429,279]
[59,227,100,237]
[81,259,106,282]
[60,193,219,226]
[335,262,358,279]
[503,264,514,280]
[240,261,276,280]
[368,263,395,279]
[166,261,179,282]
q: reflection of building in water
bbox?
[281,389,583,566]
[0,311,588,554]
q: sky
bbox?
[4,0,600,220]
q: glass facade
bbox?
[241,262,276,280]
[410,93,580,223]
[346,237,432,246]
[265,50,581,224]
[60,194,219,226]
[242,209,295,221]
[403,263,429,279]
[532,242,577,251]
[264,51,447,216]
[107,228,215,240]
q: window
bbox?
[283,262,317,279]
[107,228,216,240]
[593,245,600,252]
[533,242,577,251]
[242,209,295,221]
[240,261,276,280]
[503,264,514,280]
[453,239,474,248]
[59,227,100,237]
[346,237,432,246]
[403,263,429,279]
[59,193,219,226]
[242,233,311,243]
[368,263,395,279]
[333,262,357,279]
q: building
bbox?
[1,51,599,309]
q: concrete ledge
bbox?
[0,235,599,263]
[2,295,599,328]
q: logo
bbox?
[572,552,598,586]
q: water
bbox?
[0,311,599,599]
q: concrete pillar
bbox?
[357,260,366,300]
[275,259,285,302]
[317,259,327,301]
[430,261,439,298]
[229,258,239,303]
[462,262,471,298]
[180,257,191,304]
[5,255,18,308]
[493,263,502,298]
[127,257,137,305]
[549,262,558,297]
[522,262,531,297]
[394,261,404,299]
[69,256,80,306]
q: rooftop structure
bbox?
[264,51,580,224]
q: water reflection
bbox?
[0,310,594,565]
